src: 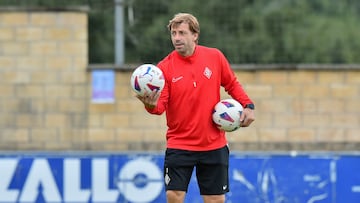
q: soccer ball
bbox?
[212,99,243,132]
[130,64,165,96]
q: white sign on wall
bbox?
[91,70,115,103]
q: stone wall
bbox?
[226,66,360,151]
[0,9,89,150]
[0,9,359,151]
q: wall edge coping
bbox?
[87,63,360,72]
[0,6,90,12]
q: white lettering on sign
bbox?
[19,159,62,202]
[92,159,119,202]
[64,159,91,202]
[0,159,19,202]
[117,158,163,202]
[352,186,360,192]
[0,157,163,203]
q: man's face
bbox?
[170,22,198,57]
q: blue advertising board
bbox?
[336,155,360,202]
[0,152,359,203]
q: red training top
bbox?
[146,45,253,151]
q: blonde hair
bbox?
[167,13,200,43]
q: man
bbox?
[137,13,255,203]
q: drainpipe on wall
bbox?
[114,0,125,68]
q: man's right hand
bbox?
[136,90,160,109]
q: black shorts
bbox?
[164,145,229,195]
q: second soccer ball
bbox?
[212,99,243,132]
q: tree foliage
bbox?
[124,0,360,64]
[1,0,360,64]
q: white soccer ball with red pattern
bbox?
[130,64,165,96]
[212,99,243,132]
